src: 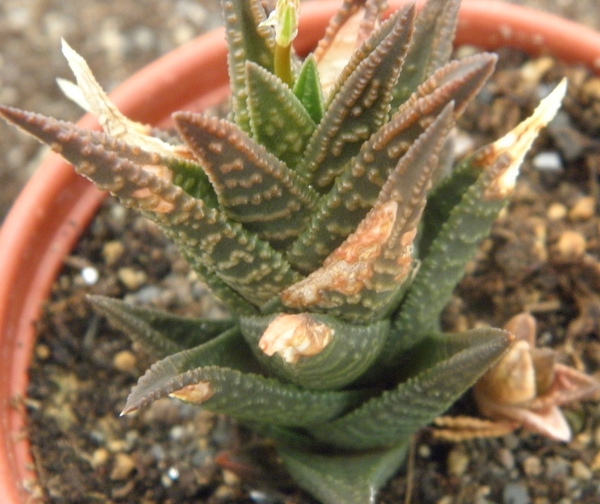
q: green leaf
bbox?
[384,80,565,361]
[0,107,301,306]
[239,313,389,389]
[157,211,301,306]
[391,0,461,108]
[87,295,234,359]
[409,53,497,119]
[171,245,260,315]
[292,55,325,124]
[124,361,368,427]
[277,441,408,504]
[286,54,495,273]
[309,328,512,450]
[281,105,454,321]
[122,327,258,413]
[297,5,416,190]
[416,153,481,262]
[317,0,404,105]
[391,327,516,384]
[223,0,275,133]
[174,111,318,246]
[167,156,219,207]
[246,61,316,169]
[389,156,512,353]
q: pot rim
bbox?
[1,1,600,502]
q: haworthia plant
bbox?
[0,0,566,502]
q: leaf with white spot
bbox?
[286,54,495,272]
[240,313,389,389]
[387,80,567,361]
[174,111,318,246]
[391,0,461,108]
[246,61,316,169]
[296,5,416,190]
[124,338,367,426]
[0,106,301,308]
[310,327,512,450]
[281,105,454,321]
[223,0,276,133]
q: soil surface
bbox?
[24,46,600,504]
[2,1,600,504]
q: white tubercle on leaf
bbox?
[60,39,179,158]
[259,314,334,364]
[484,78,567,200]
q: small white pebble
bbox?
[102,240,125,265]
[35,344,51,360]
[175,0,208,26]
[222,469,241,486]
[497,448,515,470]
[167,466,180,481]
[213,484,235,499]
[502,482,530,504]
[169,425,185,441]
[532,151,563,172]
[452,130,476,158]
[81,266,99,285]
[161,473,174,488]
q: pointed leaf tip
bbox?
[282,103,454,320]
[482,79,566,200]
[60,39,177,156]
[174,110,318,243]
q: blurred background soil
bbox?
[0,0,599,220]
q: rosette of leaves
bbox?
[0,0,566,502]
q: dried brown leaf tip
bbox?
[259,313,334,364]
[436,312,600,442]
[479,79,566,201]
[169,381,214,405]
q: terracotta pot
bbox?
[1,1,599,502]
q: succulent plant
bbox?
[0,0,567,502]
